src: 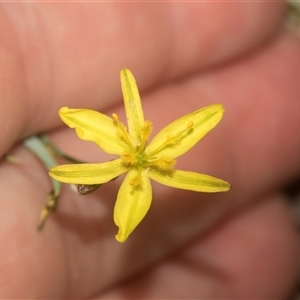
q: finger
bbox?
[0,2,284,154]
[99,195,299,299]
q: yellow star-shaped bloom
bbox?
[49,69,231,242]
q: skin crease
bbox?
[0,2,299,299]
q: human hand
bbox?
[0,2,299,298]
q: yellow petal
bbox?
[120,69,144,146]
[49,158,127,184]
[114,169,152,243]
[148,169,231,192]
[146,104,224,159]
[59,107,128,155]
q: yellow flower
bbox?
[49,69,231,242]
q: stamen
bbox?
[187,120,194,129]
[145,156,176,172]
[112,113,135,151]
[112,113,119,121]
[121,151,138,166]
[138,120,153,153]
[148,121,194,156]
[128,172,142,187]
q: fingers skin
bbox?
[0,3,297,298]
[0,31,298,298]
[169,2,285,74]
[0,2,284,154]
[0,153,68,297]
[0,12,28,155]
[99,195,299,299]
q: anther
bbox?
[112,113,119,121]
[187,121,194,129]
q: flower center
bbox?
[121,150,176,172]
[113,112,186,173]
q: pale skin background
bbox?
[0,2,299,298]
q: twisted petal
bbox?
[148,169,231,192]
[59,107,128,155]
[114,169,152,243]
[120,69,145,146]
[49,158,127,184]
[146,104,224,159]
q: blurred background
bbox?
[285,2,300,300]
